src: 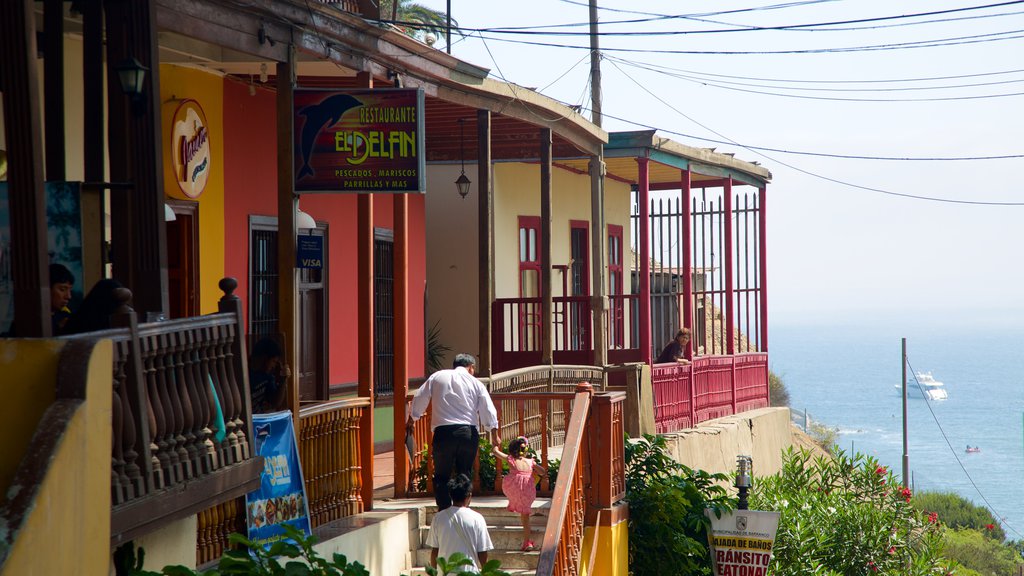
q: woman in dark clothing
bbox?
[62,278,125,335]
[249,337,290,413]
[655,328,691,365]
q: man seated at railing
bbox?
[655,328,692,365]
[407,353,500,510]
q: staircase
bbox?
[408,496,551,575]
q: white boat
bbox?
[894,371,948,401]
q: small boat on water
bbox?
[966,446,981,454]
[894,371,948,401]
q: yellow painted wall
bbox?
[579,519,629,576]
[0,340,62,497]
[424,161,631,369]
[1,339,113,576]
[160,65,225,314]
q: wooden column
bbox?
[393,194,409,497]
[276,54,300,424]
[355,70,375,510]
[1,0,50,337]
[105,0,169,318]
[589,155,608,369]
[44,0,65,181]
[724,178,735,356]
[637,158,652,366]
[81,0,106,289]
[681,170,694,360]
[477,110,494,375]
[540,128,553,365]
[758,185,768,353]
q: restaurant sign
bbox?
[293,88,425,193]
[705,509,780,576]
[170,99,211,199]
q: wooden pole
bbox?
[590,155,608,370]
[276,52,300,424]
[1,0,50,337]
[477,110,494,375]
[81,0,106,289]
[356,71,376,510]
[393,194,409,497]
[637,158,652,365]
[44,0,65,182]
[540,128,553,364]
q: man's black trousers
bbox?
[431,424,480,510]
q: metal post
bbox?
[588,0,602,127]
[637,158,652,365]
[681,170,693,360]
[590,155,608,370]
[446,0,452,55]
[540,128,553,364]
[736,455,752,510]
[478,110,494,375]
[902,337,909,489]
[724,179,735,355]
[758,185,768,352]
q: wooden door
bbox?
[166,201,199,319]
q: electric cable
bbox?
[905,358,1023,540]
[603,60,1024,205]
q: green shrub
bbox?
[806,421,840,455]
[749,448,953,575]
[942,528,1023,576]
[421,552,509,576]
[625,434,734,576]
[769,370,790,407]
[912,491,1005,541]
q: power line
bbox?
[905,358,1024,540]
[463,1,1024,36]
[551,0,840,20]
[469,27,1024,55]
[611,57,1024,101]
[603,60,1024,205]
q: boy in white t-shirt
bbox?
[427,474,494,573]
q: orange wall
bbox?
[221,79,425,385]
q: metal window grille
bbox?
[374,235,394,399]
[250,227,279,341]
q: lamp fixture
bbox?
[115,57,148,100]
[295,199,317,231]
[455,118,471,200]
[164,203,177,222]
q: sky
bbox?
[413,0,1024,328]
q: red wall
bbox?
[222,79,426,385]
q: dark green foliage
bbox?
[912,491,1006,541]
[421,552,509,576]
[749,448,953,575]
[625,434,734,576]
[424,320,451,375]
[378,0,460,44]
[768,370,790,407]
[941,528,1024,576]
[130,525,370,576]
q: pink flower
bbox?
[986,523,995,531]
[867,561,878,572]
[875,466,887,476]
[928,512,939,524]
[888,546,896,555]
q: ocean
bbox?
[770,320,1024,540]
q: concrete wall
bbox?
[659,407,794,478]
[312,511,414,575]
[118,516,198,574]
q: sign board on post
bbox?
[296,234,323,269]
[705,509,781,576]
[246,412,312,550]
[293,88,426,193]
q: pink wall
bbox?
[222,80,426,385]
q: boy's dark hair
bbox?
[447,473,473,503]
[49,263,74,287]
[252,337,283,360]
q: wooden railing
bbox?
[481,364,607,394]
[65,278,262,545]
[536,384,627,576]
[651,352,769,434]
[298,397,371,527]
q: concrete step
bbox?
[418,521,547,551]
[414,547,541,571]
[422,497,551,525]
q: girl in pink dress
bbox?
[493,436,548,551]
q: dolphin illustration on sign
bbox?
[296,93,363,180]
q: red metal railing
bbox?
[492,296,594,370]
[652,352,769,434]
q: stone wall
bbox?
[659,407,793,478]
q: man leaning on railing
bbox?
[407,353,501,510]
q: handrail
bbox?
[536,383,594,576]
[298,396,372,418]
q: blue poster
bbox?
[246,411,312,549]
[0,182,84,335]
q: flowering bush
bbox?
[748,448,955,575]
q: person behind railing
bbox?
[655,328,692,365]
[427,474,493,573]
[49,263,75,335]
[62,278,124,335]
[492,436,548,552]
[249,337,291,413]
[407,353,500,511]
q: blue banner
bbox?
[246,412,312,549]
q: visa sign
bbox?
[297,235,323,270]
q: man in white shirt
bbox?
[408,353,500,510]
[427,474,493,573]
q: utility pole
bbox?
[902,338,909,490]
[589,0,602,127]
[446,0,452,55]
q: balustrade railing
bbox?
[298,398,371,527]
[652,352,769,434]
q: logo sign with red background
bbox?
[170,99,211,199]
[293,88,425,193]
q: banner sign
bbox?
[296,234,323,269]
[294,88,426,193]
[246,412,312,550]
[705,509,781,576]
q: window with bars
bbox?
[249,224,279,341]
[374,230,394,399]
